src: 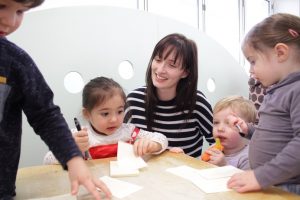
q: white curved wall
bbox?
[8,6,248,167]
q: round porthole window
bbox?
[64,71,84,94]
[118,60,134,80]
[207,78,216,93]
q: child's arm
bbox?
[236,153,250,170]
[133,138,162,156]
[43,128,90,165]
[67,156,112,199]
[10,34,109,198]
[135,129,168,155]
[43,127,90,165]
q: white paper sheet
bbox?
[166,165,243,193]
[166,165,204,182]
[192,177,232,193]
[197,165,242,179]
[100,176,142,199]
[110,161,139,177]
[117,141,147,170]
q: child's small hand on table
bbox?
[227,170,261,193]
[169,147,185,154]
[133,138,161,156]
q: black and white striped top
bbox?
[125,87,214,157]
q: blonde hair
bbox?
[213,95,257,123]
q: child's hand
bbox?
[67,156,112,200]
[227,170,261,193]
[206,148,226,166]
[73,128,89,152]
[201,138,224,162]
[169,147,185,154]
[133,138,162,156]
[227,114,249,136]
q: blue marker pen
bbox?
[74,118,89,159]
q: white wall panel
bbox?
[9,6,248,167]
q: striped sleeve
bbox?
[125,87,214,157]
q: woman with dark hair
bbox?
[125,33,214,158]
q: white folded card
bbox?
[117,141,147,169]
[192,177,232,193]
[109,141,147,177]
[100,176,142,199]
[197,165,243,179]
[110,161,139,177]
[166,165,203,182]
[166,165,243,193]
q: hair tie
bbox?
[288,28,299,38]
